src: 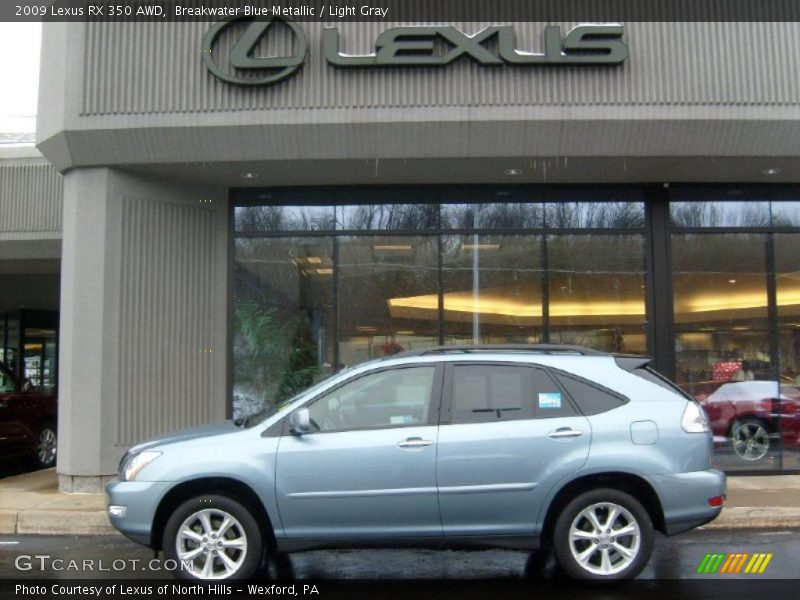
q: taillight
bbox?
[681,401,710,433]
[708,495,725,507]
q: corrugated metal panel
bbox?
[116,197,218,444]
[81,21,800,116]
[0,161,63,234]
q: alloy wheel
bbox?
[732,420,770,461]
[175,508,248,579]
[37,427,57,467]
[567,502,642,576]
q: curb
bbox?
[703,507,800,530]
[0,509,115,536]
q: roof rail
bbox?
[387,344,608,359]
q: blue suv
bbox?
[107,345,725,581]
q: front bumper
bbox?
[646,469,726,536]
[106,478,172,547]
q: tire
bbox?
[34,423,57,469]
[552,488,654,582]
[731,418,770,462]
[163,494,263,580]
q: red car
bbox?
[700,381,800,462]
[0,361,57,469]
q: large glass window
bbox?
[229,185,800,473]
[338,236,439,364]
[672,233,777,470]
[233,237,335,418]
[441,234,543,344]
[775,233,800,470]
[547,234,647,353]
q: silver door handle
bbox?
[397,437,433,448]
[547,428,584,439]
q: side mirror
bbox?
[289,408,311,435]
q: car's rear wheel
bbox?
[35,423,57,469]
[731,418,770,462]
[163,494,262,580]
[553,488,653,582]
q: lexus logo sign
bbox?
[203,18,628,87]
[202,16,308,86]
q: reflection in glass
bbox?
[547,235,647,353]
[440,202,543,229]
[775,234,800,469]
[544,202,645,229]
[338,236,439,365]
[670,201,770,228]
[235,205,335,232]
[336,204,438,230]
[233,237,335,418]
[441,235,543,344]
[771,201,800,227]
[672,233,777,470]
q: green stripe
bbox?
[697,553,713,574]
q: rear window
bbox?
[552,371,628,416]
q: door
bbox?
[276,364,443,539]
[436,363,591,536]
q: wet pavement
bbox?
[0,528,797,580]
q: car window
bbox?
[552,371,628,416]
[451,364,532,424]
[533,368,580,418]
[307,366,436,432]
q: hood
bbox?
[128,421,240,454]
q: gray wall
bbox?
[57,168,227,491]
[0,155,62,238]
[37,21,800,176]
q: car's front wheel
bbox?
[163,494,262,580]
[552,488,653,582]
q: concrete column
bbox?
[57,168,228,492]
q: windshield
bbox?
[238,370,342,428]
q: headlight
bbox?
[122,451,162,481]
[681,401,710,433]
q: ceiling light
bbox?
[356,326,378,333]
[305,256,322,264]
[395,330,415,335]
[728,279,737,284]
[240,172,258,179]
[504,168,522,176]
[762,168,781,176]
[462,243,502,250]
[372,244,413,251]
[315,268,334,275]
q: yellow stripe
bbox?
[734,553,750,573]
[744,554,760,574]
[758,554,773,574]
[720,554,737,574]
[751,554,767,574]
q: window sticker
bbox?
[538,392,562,409]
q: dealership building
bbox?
[2,17,800,491]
